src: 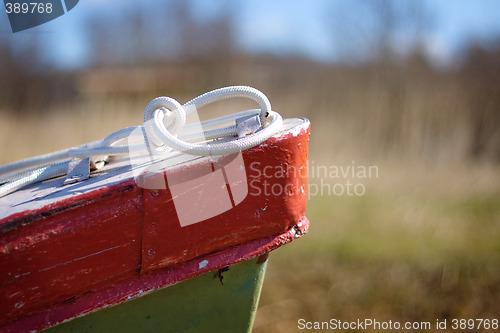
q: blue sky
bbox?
[2,0,500,69]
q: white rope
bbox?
[0,86,283,198]
[144,86,282,156]
[0,163,68,198]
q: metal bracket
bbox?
[235,114,261,138]
[63,158,91,185]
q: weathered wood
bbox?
[0,118,310,332]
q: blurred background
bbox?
[1,0,499,331]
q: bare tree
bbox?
[326,0,433,63]
[461,41,500,161]
[324,0,435,152]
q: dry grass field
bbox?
[254,165,500,332]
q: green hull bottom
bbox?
[44,258,267,333]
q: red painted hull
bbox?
[0,118,310,332]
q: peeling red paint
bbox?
[0,119,310,332]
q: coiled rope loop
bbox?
[143,85,282,156]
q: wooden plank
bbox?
[2,218,309,333]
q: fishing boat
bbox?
[0,86,310,332]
